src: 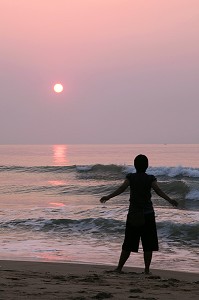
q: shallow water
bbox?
[0,144,198,273]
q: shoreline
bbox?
[1,257,199,276]
[0,260,198,299]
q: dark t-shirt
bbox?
[126,172,157,213]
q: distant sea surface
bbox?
[0,144,198,273]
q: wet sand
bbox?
[0,260,198,299]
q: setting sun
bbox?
[54,83,63,93]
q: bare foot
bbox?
[142,270,152,275]
[105,268,124,274]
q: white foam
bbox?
[124,166,199,178]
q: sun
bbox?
[54,83,63,93]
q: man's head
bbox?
[134,154,148,172]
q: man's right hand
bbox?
[100,196,110,203]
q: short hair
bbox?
[134,154,148,172]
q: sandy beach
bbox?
[0,260,198,299]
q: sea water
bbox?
[0,144,198,273]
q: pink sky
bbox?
[1,0,199,143]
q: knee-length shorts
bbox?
[122,212,159,252]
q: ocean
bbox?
[0,144,198,273]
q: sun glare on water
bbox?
[54,83,63,93]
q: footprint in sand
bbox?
[92,292,113,299]
[129,288,143,293]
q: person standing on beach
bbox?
[100,154,178,274]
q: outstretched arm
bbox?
[152,181,178,207]
[100,179,129,203]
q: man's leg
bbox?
[143,251,152,274]
[114,250,131,272]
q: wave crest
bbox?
[1,164,199,178]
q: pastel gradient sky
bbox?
[1,0,199,144]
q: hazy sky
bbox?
[1,0,199,144]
